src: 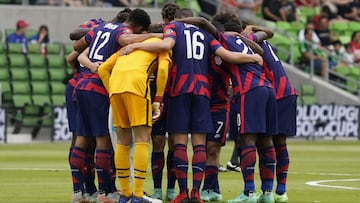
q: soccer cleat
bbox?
[274,192,288,203]
[71,191,87,203]
[226,191,257,203]
[226,161,241,172]
[218,165,229,172]
[84,192,98,203]
[207,190,222,202]
[200,190,210,202]
[143,192,164,203]
[190,188,203,203]
[151,188,163,200]
[97,192,120,203]
[165,188,177,201]
[258,191,274,203]
[117,194,132,203]
[170,189,189,203]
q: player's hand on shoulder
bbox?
[90,61,103,73]
[254,53,263,67]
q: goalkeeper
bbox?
[97,23,170,201]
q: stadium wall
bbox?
[0,5,163,43]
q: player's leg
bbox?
[227,88,270,203]
[168,94,192,203]
[201,110,228,202]
[165,134,177,201]
[273,95,297,203]
[257,87,278,203]
[190,95,213,203]
[150,101,168,200]
[227,97,241,172]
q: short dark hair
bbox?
[127,8,151,31]
[148,23,164,33]
[212,11,241,26]
[223,22,242,33]
[112,8,132,23]
[174,8,193,19]
[161,3,180,22]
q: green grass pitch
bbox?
[0,140,360,203]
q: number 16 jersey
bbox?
[163,22,221,99]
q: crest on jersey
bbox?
[165,28,174,35]
[215,56,223,65]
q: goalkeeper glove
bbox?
[152,96,163,122]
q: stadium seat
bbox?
[27,43,42,55]
[31,81,52,106]
[349,21,360,33]
[335,66,351,76]
[9,68,29,81]
[0,67,9,82]
[11,81,32,107]
[25,29,37,41]
[276,21,291,31]
[27,54,47,69]
[300,83,318,105]
[48,69,67,82]
[64,42,74,56]
[0,81,12,108]
[8,54,28,69]
[29,68,48,81]
[46,43,62,55]
[329,22,348,36]
[50,82,66,106]
[0,42,6,54]
[41,104,53,127]
[0,54,8,68]
[339,35,351,45]
[7,43,24,54]
[287,21,304,37]
[47,55,65,70]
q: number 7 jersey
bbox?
[163,22,221,98]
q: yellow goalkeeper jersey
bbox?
[98,38,171,100]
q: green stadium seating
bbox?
[48,69,66,82]
[41,104,53,127]
[7,43,24,54]
[29,69,48,81]
[27,54,47,69]
[47,55,65,70]
[300,83,318,105]
[8,54,28,69]
[27,43,42,55]
[0,54,8,68]
[329,22,348,36]
[339,35,351,45]
[31,82,52,106]
[10,68,29,81]
[0,68,9,82]
[49,82,65,106]
[0,42,6,54]
[335,66,351,76]
[46,43,62,55]
[349,21,360,33]
[1,81,12,108]
[25,29,37,41]
[276,21,291,31]
[64,42,74,56]
[11,81,32,108]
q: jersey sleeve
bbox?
[155,52,171,97]
[98,51,119,92]
[163,23,177,41]
[209,33,221,54]
[115,26,133,42]
[84,28,96,44]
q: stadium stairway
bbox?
[283,62,360,105]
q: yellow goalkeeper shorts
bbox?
[110,92,152,128]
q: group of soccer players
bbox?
[64,2,297,203]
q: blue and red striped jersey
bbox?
[219,33,272,96]
[163,22,221,98]
[76,22,132,96]
[248,34,297,99]
[78,18,105,28]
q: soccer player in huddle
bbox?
[244,25,298,203]
[72,8,156,203]
[67,17,113,203]
[119,10,263,203]
[150,2,179,201]
[96,22,171,203]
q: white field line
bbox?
[0,167,67,171]
[306,179,360,190]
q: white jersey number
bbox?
[236,38,254,54]
[184,30,205,60]
[89,31,111,61]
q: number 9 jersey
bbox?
[163,22,221,98]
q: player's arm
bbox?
[119,38,175,55]
[69,28,91,40]
[77,47,102,73]
[73,37,89,53]
[98,52,118,92]
[66,50,80,73]
[118,33,163,47]
[215,46,263,66]
[174,17,217,37]
[242,25,274,42]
